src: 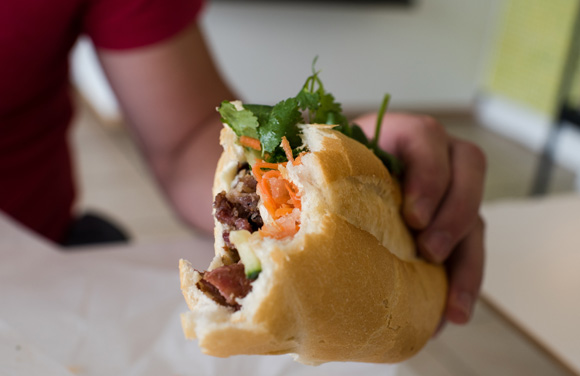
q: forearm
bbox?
[149,114,224,234]
[97,22,237,235]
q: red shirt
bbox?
[0,0,203,242]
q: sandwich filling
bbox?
[198,136,303,310]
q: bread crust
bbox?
[180,124,447,364]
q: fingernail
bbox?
[422,230,452,263]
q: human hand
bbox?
[353,112,486,325]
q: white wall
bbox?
[71,0,502,121]
[200,0,502,111]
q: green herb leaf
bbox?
[296,89,320,115]
[258,97,302,154]
[350,124,369,145]
[218,60,404,177]
[243,104,273,127]
[374,148,404,177]
[370,94,390,149]
[314,92,346,127]
[217,101,259,139]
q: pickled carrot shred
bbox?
[239,136,262,151]
[250,148,303,239]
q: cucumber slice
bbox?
[229,230,262,279]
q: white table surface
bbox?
[6,192,578,376]
[0,214,399,376]
[481,193,580,375]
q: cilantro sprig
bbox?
[217,99,302,161]
[217,60,403,176]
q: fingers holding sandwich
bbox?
[416,137,486,264]
[354,112,487,325]
[392,115,452,230]
[353,112,453,230]
[393,120,486,325]
[413,136,485,324]
[443,216,485,324]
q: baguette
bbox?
[179,122,447,365]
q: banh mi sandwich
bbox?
[179,64,447,365]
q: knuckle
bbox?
[443,203,481,241]
[419,115,446,136]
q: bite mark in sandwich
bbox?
[200,135,306,309]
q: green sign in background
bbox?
[485,0,580,116]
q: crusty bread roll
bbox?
[179,123,447,365]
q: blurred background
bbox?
[68,0,580,375]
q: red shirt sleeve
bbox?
[83,0,204,50]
